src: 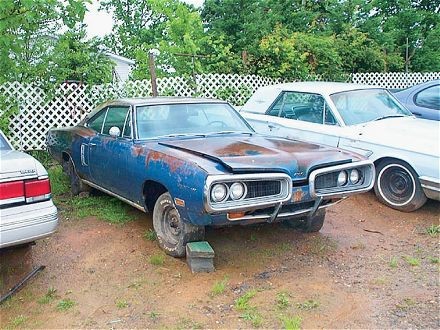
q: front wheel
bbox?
[284,209,326,233]
[153,192,205,257]
[374,159,427,212]
[66,158,89,196]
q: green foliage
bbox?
[211,276,229,296]
[38,288,58,305]
[214,85,252,106]
[235,289,257,311]
[8,315,27,328]
[389,256,398,269]
[144,229,157,241]
[403,256,420,267]
[56,298,75,311]
[115,299,129,308]
[276,292,290,309]
[149,254,165,266]
[425,224,440,237]
[297,299,319,310]
[281,315,302,330]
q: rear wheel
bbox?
[66,158,89,196]
[153,192,205,257]
[284,209,326,232]
[374,159,426,212]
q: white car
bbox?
[0,131,58,248]
[241,82,440,212]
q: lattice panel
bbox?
[1,72,438,150]
[351,72,440,89]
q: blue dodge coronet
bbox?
[47,98,374,257]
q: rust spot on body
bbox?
[146,150,186,173]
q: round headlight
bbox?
[211,183,228,202]
[337,170,348,186]
[230,182,246,200]
[349,169,360,184]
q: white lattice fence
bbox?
[1,72,438,150]
[352,72,440,89]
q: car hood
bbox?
[351,117,439,156]
[0,150,42,181]
[159,135,362,180]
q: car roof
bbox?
[103,97,227,107]
[256,81,381,95]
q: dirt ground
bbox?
[1,192,439,329]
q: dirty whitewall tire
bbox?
[153,192,205,257]
[374,159,427,212]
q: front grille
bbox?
[315,172,339,189]
[245,180,281,199]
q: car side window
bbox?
[88,108,108,133]
[122,110,132,138]
[414,85,440,110]
[102,107,130,136]
[266,91,337,125]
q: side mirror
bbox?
[109,126,121,138]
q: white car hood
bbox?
[0,150,44,181]
[347,117,439,156]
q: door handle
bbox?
[268,124,278,130]
[412,112,422,117]
[89,143,97,147]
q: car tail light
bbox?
[0,181,25,201]
[0,178,51,205]
[25,178,51,203]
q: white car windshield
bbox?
[330,89,412,126]
[136,103,253,139]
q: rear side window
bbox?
[88,109,107,133]
[415,85,440,110]
[0,134,12,150]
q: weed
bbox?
[241,309,263,327]
[144,229,157,241]
[403,256,420,266]
[149,254,165,266]
[48,166,70,196]
[56,298,75,311]
[175,317,203,330]
[425,224,440,237]
[211,276,229,296]
[37,287,57,304]
[281,315,302,330]
[297,299,319,310]
[8,315,27,328]
[149,311,159,320]
[429,256,439,264]
[250,233,257,241]
[116,299,128,308]
[235,289,257,311]
[276,292,290,309]
[396,298,416,310]
[389,256,398,268]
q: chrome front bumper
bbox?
[0,200,58,248]
[419,176,440,201]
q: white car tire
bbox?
[374,159,427,212]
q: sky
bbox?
[84,0,204,39]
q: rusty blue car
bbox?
[47,98,374,257]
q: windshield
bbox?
[0,133,12,150]
[136,103,253,139]
[330,89,412,126]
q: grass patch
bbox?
[297,299,319,310]
[48,166,70,196]
[425,224,440,237]
[144,229,157,241]
[56,298,75,311]
[211,276,229,296]
[37,287,58,305]
[429,256,439,264]
[7,315,27,329]
[149,254,165,266]
[403,256,420,266]
[281,315,302,330]
[396,298,416,310]
[235,289,257,311]
[175,317,203,330]
[149,311,159,320]
[115,299,128,308]
[389,256,398,268]
[241,309,263,327]
[276,292,290,309]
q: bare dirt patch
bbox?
[1,192,439,329]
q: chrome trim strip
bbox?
[227,199,343,221]
[204,173,292,213]
[82,179,146,212]
[0,196,25,206]
[419,176,440,192]
[309,160,375,199]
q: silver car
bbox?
[0,130,58,248]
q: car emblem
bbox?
[20,169,36,174]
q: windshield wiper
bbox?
[374,114,407,121]
[208,131,253,136]
[160,133,206,138]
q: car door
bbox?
[254,91,342,147]
[88,106,132,195]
